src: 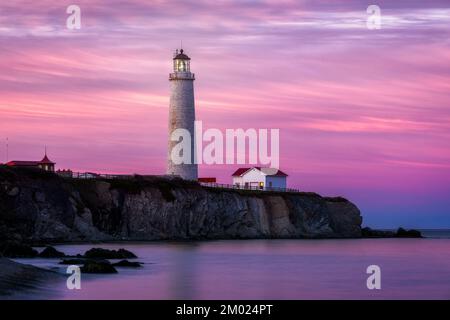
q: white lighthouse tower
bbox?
[167,49,198,180]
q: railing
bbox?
[64,172,299,193]
[199,182,299,193]
[169,72,195,80]
[63,172,181,180]
[62,172,138,180]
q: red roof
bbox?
[6,161,40,167]
[198,177,216,183]
[231,168,251,177]
[40,155,55,164]
[231,167,288,177]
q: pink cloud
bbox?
[0,0,450,227]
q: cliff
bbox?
[0,167,362,243]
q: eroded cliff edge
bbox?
[0,167,362,242]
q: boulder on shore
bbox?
[362,227,422,238]
[0,241,38,258]
[113,260,143,268]
[396,228,422,238]
[38,246,66,258]
[80,260,117,274]
[83,248,137,259]
[361,227,395,238]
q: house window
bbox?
[269,181,273,187]
[259,182,264,190]
[245,182,249,189]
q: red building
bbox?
[6,153,55,172]
[198,177,216,183]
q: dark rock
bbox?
[396,228,422,238]
[0,241,38,258]
[361,227,422,238]
[84,248,137,259]
[361,227,396,238]
[112,260,143,268]
[38,246,66,258]
[117,248,137,258]
[7,187,19,197]
[80,260,117,274]
[34,191,46,203]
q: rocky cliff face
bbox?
[0,167,362,243]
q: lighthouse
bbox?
[167,49,198,180]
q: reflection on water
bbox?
[9,237,450,299]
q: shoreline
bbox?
[0,258,62,298]
[23,227,428,247]
[3,227,433,250]
[19,235,427,248]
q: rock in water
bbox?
[396,228,422,238]
[84,248,137,259]
[112,260,143,268]
[0,241,38,258]
[361,227,423,238]
[80,260,117,274]
[117,248,137,258]
[361,227,396,238]
[38,246,66,258]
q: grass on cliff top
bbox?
[0,166,349,202]
[201,185,326,198]
[105,175,200,191]
[70,174,202,202]
[108,176,201,202]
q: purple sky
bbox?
[0,0,449,228]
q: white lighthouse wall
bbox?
[169,79,195,132]
[167,76,198,180]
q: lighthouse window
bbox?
[175,60,185,72]
[174,59,190,72]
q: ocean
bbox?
[8,230,450,300]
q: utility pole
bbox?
[6,137,9,163]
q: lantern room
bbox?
[173,49,191,72]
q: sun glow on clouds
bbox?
[0,0,450,227]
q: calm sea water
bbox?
[10,230,450,300]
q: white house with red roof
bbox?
[231,167,288,191]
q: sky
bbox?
[0,0,449,228]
